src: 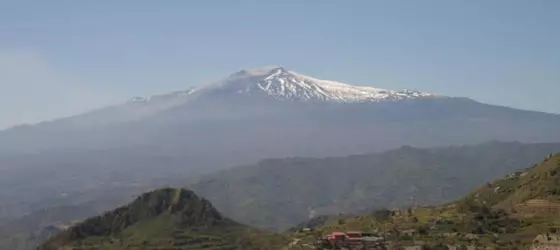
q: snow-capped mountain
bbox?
[2,65,560,180]
[2,65,560,226]
[129,66,438,106]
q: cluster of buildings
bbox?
[316,231,386,249]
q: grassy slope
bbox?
[289,153,560,249]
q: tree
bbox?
[418,225,430,235]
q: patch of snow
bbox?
[212,67,438,102]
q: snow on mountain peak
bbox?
[127,67,438,105]
[205,66,437,102]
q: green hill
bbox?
[288,153,560,249]
[39,188,287,250]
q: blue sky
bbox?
[0,1,559,128]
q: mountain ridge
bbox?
[189,141,560,231]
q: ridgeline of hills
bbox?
[190,141,560,230]
[2,141,560,250]
[38,153,560,249]
[288,153,560,249]
[39,188,287,250]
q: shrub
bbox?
[371,209,392,221]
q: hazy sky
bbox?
[0,1,559,129]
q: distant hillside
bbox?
[190,142,560,230]
[0,201,110,250]
[287,153,560,249]
[39,188,286,250]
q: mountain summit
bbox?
[130,66,438,105]
[196,66,437,102]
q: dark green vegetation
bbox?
[288,153,560,249]
[190,142,560,230]
[39,188,287,250]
